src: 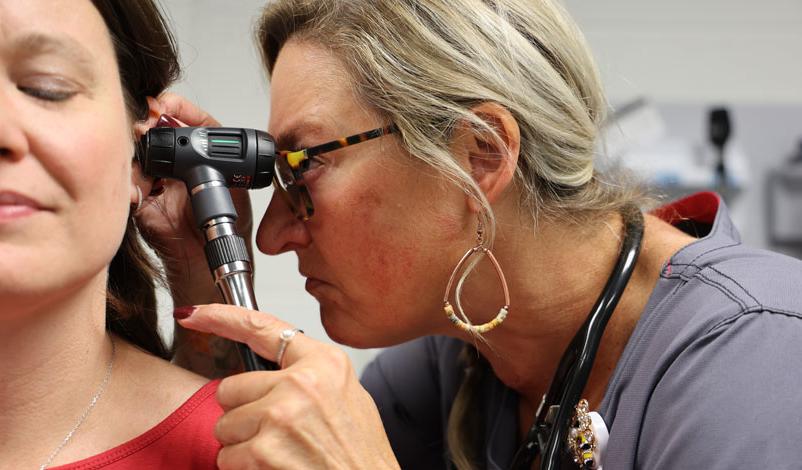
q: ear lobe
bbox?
[463,102,521,213]
[133,96,165,139]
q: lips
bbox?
[301,271,331,293]
[0,191,43,209]
[0,191,46,220]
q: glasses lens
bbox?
[275,155,314,220]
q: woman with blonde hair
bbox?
[165,0,802,468]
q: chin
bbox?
[319,304,420,349]
[320,309,369,348]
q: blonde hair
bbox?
[258,1,641,467]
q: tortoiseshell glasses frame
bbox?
[274,124,398,220]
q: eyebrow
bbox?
[274,120,325,151]
[13,33,96,78]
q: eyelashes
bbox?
[18,85,77,102]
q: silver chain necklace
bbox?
[39,337,116,470]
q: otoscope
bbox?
[140,116,278,371]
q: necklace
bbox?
[39,336,116,470]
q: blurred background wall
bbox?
[158,0,802,373]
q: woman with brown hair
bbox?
[0,1,223,467]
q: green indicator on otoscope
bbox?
[211,139,240,144]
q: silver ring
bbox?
[276,328,303,369]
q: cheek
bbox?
[42,107,133,248]
[337,186,417,297]
[66,129,131,210]
[318,168,463,303]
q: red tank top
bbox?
[52,380,222,469]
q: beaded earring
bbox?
[442,219,510,334]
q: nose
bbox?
[256,188,312,255]
[0,85,30,161]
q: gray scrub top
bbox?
[361,193,802,469]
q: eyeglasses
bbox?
[274,124,397,220]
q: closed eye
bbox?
[304,155,327,171]
[18,85,77,102]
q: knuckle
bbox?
[285,367,319,390]
[216,378,233,405]
[242,310,276,333]
[248,438,273,466]
[321,345,352,371]
[262,404,290,427]
[213,415,229,442]
[216,447,234,470]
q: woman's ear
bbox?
[452,102,520,213]
[133,96,165,139]
[130,97,165,204]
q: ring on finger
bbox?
[276,328,304,369]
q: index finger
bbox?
[157,92,221,127]
[176,304,314,368]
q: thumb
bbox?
[174,304,312,367]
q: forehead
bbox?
[0,0,110,59]
[269,40,360,145]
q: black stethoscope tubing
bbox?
[509,207,645,470]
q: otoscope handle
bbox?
[189,169,277,372]
[202,223,277,371]
[213,257,277,372]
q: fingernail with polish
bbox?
[157,114,181,128]
[174,306,197,320]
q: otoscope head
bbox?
[140,120,276,190]
[139,116,278,230]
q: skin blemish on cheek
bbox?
[351,186,383,211]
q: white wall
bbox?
[563,0,802,104]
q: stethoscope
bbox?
[508,207,644,470]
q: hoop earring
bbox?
[443,219,510,334]
[132,185,143,213]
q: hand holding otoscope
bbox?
[139,114,279,371]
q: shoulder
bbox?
[634,308,802,469]
[639,243,802,360]
[603,243,802,469]
[119,342,212,427]
[123,379,222,469]
[667,239,802,318]
[93,342,222,468]
[631,243,802,468]
[58,380,222,469]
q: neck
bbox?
[0,273,112,467]
[442,211,695,411]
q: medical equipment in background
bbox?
[709,107,732,190]
[140,116,277,371]
[601,99,748,203]
[767,140,802,254]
